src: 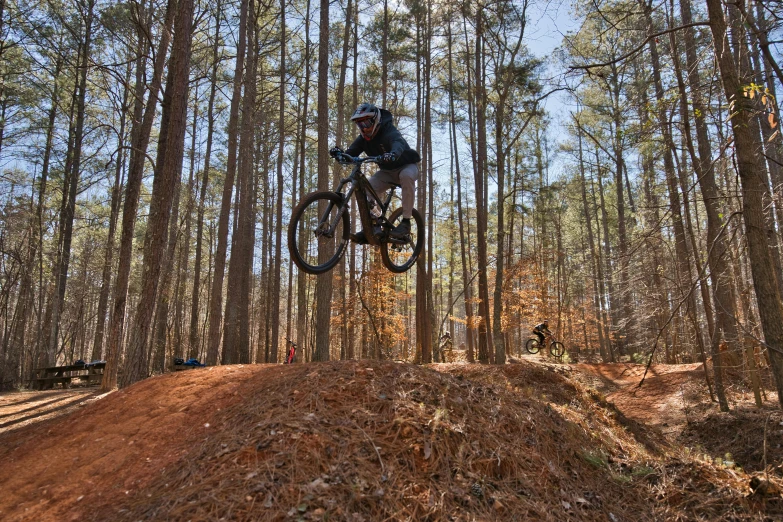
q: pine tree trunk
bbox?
[473,6,491,364]
[92,60,130,363]
[575,119,608,361]
[296,0,312,358]
[10,54,63,386]
[646,12,704,368]
[121,0,195,387]
[313,0,332,362]
[706,0,783,408]
[151,167,182,373]
[674,0,732,402]
[271,0,287,363]
[102,0,174,390]
[595,153,616,362]
[206,0,248,366]
[224,7,257,365]
[424,0,435,364]
[189,0,223,359]
[334,0,352,360]
[48,0,95,366]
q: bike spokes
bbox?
[525,338,540,354]
[380,208,424,273]
[288,192,349,275]
[550,341,565,358]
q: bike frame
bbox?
[321,155,402,247]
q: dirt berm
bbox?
[0,360,779,521]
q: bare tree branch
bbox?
[569,22,711,72]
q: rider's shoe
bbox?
[351,230,369,244]
[390,218,411,238]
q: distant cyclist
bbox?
[440,331,453,363]
[532,320,551,347]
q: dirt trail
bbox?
[575,363,709,434]
[574,362,783,476]
[0,365,260,522]
[0,389,103,435]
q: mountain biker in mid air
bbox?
[532,320,551,347]
[330,103,421,243]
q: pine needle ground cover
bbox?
[0,360,780,521]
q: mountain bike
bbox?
[525,336,565,358]
[287,151,424,274]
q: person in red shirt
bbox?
[284,339,296,364]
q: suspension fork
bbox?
[319,170,363,237]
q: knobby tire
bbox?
[288,191,349,275]
[549,341,565,358]
[380,208,425,273]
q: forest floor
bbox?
[0,357,781,521]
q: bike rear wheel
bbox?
[549,341,565,358]
[380,208,424,273]
[288,191,349,275]
[525,338,540,354]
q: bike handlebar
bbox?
[331,151,382,166]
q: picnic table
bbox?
[32,362,106,390]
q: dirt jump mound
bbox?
[1,360,780,521]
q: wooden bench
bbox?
[72,373,103,385]
[33,376,74,389]
[32,363,106,390]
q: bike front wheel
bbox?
[549,341,565,358]
[525,338,540,354]
[288,191,349,275]
[380,208,424,273]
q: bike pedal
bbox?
[350,231,369,245]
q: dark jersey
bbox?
[346,108,421,169]
[533,323,550,334]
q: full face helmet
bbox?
[351,103,381,140]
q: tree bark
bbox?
[473,4,492,363]
[48,0,96,366]
[313,0,332,362]
[271,0,288,363]
[574,116,608,361]
[447,16,475,364]
[189,0,223,359]
[706,0,783,408]
[205,0,248,366]
[223,0,257,365]
[677,0,735,405]
[121,0,195,387]
[103,0,174,390]
[91,60,128,362]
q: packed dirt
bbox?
[0,358,781,521]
